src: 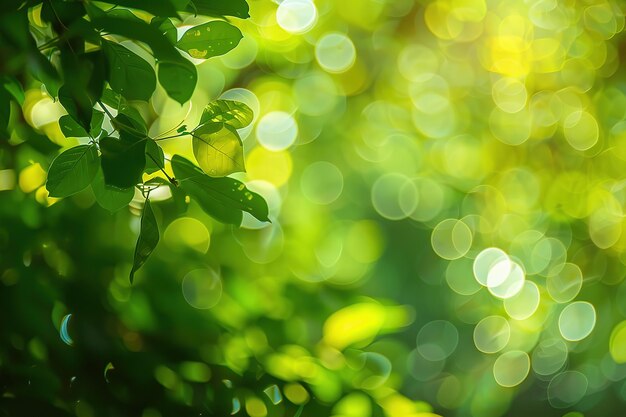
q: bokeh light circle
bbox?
[547,371,588,408]
[407,348,445,382]
[182,268,223,309]
[610,321,626,364]
[532,338,569,376]
[473,248,509,286]
[371,173,418,220]
[558,301,596,341]
[474,316,510,354]
[301,161,344,205]
[487,259,525,299]
[315,33,356,73]
[493,351,531,388]
[547,263,583,303]
[164,217,210,253]
[563,111,599,151]
[256,111,298,151]
[276,0,318,34]
[416,320,459,361]
[503,280,540,320]
[431,219,473,260]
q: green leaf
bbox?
[192,122,245,177]
[130,199,160,284]
[91,16,181,61]
[59,115,87,138]
[101,88,123,109]
[46,144,100,198]
[145,140,165,174]
[40,0,87,29]
[171,155,269,225]
[105,8,144,24]
[100,0,179,18]
[199,100,253,129]
[91,16,195,103]
[31,52,61,97]
[2,76,24,105]
[113,106,147,136]
[103,41,156,101]
[158,59,197,104]
[188,0,250,19]
[100,134,147,189]
[0,88,10,136]
[90,110,105,138]
[176,21,242,60]
[59,109,104,138]
[58,85,93,131]
[91,168,134,213]
[151,17,178,44]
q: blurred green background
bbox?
[3,0,626,416]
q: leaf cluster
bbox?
[0,0,268,282]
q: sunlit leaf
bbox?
[46,144,100,198]
[199,100,253,129]
[91,168,134,213]
[103,41,156,101]
[192,122,245,177]
[176,21,242,60]
[171,155,269,225]
[130,199,160,284]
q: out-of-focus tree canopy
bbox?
[3,1,626,417]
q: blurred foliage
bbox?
[3,0,626,417]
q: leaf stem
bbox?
[37,37,60,51]
[154,132,189,141]
[97,100,115,120]
[146,149,177,186]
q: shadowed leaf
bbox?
[172,155,269,225]
[46,144,100,198]
[130,199,160,283]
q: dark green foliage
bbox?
[151,17,178,44]
[0,2,278,413]
[103,41,156,101]
[99,134,147,189]
[145,140,165,174]
[46,144,100,198]
[157,58,197,104]
[59,110,104,139]
[172,155,270,225]
[130,198,160,283]
[189,0,250,18]
[91,168,135,213]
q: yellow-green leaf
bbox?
[191,122,244,177]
